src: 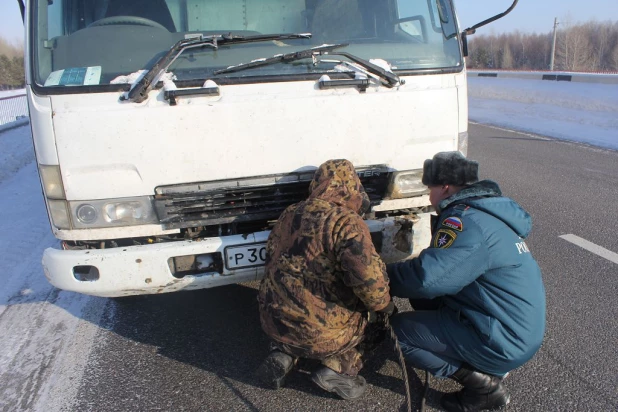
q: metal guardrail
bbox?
[468,70,618,84]
[0,94,29,126]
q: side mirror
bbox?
[436,0,450,24]
[17,0,25,22]
[462,0,518,36]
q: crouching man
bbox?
[387,152,546,412]
[257,159,394,400]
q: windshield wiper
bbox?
[123,33,312,103]
[333,51,402,87]
[213,43,348,75]
[214,45,402,88]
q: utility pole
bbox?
[550,18,559,71]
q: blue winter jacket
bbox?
[387,180,546,374]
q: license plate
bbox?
[224,243,267,270]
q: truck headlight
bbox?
[70,197,157,228]
[389,170,428,198]
[104,201,150,223]
[39,165,71,229]
[39,164,65,200]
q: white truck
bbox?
[19,0,517,297]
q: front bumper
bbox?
[42,214,432,297]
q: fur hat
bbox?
[422,151,479,187]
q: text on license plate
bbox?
[225,243,267,270]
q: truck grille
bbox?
[154,168,391,230]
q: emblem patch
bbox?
[434,229,457,249]
[442,217,463,232]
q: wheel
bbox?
[88,16,168,31]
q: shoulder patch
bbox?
[442,216,463,232]
[433,228,457,249]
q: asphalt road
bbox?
[3,123,618,412]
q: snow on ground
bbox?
[0,88,26,98]
[468,77,618,150]
[0,125,35,183]
[0,89,28,126]
[0,116,108,411]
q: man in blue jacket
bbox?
[388,152,546,412]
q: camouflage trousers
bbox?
[270,317,387,376]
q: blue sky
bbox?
[1,0,617,42]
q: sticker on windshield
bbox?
[44,66,102,86]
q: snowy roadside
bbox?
[0,88,28,132]
[0,89,26,98]
[468,77,618,151]
[0,130,110,411]
[0,125,35,184]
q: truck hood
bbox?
[49,74,463,200]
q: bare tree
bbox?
[611,43,618,71]
[467,18,618,72]
[0,36,25,88]
[0,37,23,58]
[589,21,611,70]
[500,46,514,69]
[564,25,592,71]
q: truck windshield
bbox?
[31,0,462,89]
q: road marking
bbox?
[559,234,618,264]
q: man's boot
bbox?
[255,350,295,390]
[441,366,510,412]
[310,366,367,400]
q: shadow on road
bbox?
[90,283,438,410]
[110,283,267,377]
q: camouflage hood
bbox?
[308,159,370,214]
[258,159,390,361]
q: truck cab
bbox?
[23,0,472,297]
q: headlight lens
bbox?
[104,201,148,222]
[70,197,157,228]
[76,204,98,224]
[390,170,428,197]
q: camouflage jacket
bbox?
[258,159,391,354]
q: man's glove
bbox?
[365,301,398,323]
[377,301,397,316]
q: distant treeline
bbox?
[0,37,24,90]
[467,20,618,72]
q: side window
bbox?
[396,0,458,43]
[394,0,430,42]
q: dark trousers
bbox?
[390,298,462,378]
[270,315,387,376]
